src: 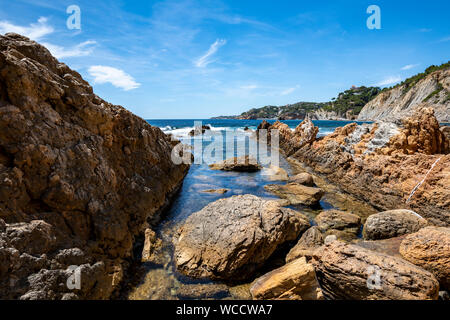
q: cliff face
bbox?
[358,68,450,122]
[259,108,449,227]
[0,34,189,299]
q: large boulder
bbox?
[0,34,189,299]
[250,257,322,300]
[363,209,427,240]
[174,195,310,280]
[312,241,439,300]
[264,183,324,206]
[286,226,323,263]
[399,226,450,290]
[315,210,361,239]
[209,155,262,172]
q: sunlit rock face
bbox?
[0,33,189,299]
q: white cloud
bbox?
[88,66,140,91]
[280,86,299,96]
[195,39,226,68]
[42,41,97,59]
[0,17,54,41]
[401,64,419,71]
[377,76,402,86]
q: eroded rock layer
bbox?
[259,107,449,226]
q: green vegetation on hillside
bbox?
[322,86,381,115]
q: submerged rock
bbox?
[263,165,289,181]
[312,241,439,300]
[250,257,322,300]
[0,33,189,299]
[209,155,262,172]
[264,183,324,206]
[399,226,450,290]
[201,188,229,194]
[363,209,427,240]
[174,195,310,280]
[286,226,323,263]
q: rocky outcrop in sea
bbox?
[0,33,189,299]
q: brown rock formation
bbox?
[399,226,450,290]
[256,116,319,156]
[285,226,323,263]
[209,155,262,172]
[315,210,361,239]
[173,195,310,280]
[0,34,189,299]
[286,107,449,226]
[312,241,439,300]
[363,209,427,240]
[264,183,324,206]
[288,172,314,186]
[250,257,322,300]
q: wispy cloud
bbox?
[42,41,97,59]
[419,28,432,33]
[0,17,53,41]
[195,39,227,68]
[88,66,140,91]
[437,36,450,42]
[377,76,401,86]
[280,86,299,96]
[401,64,419,71]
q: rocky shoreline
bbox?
[0,34,448,301]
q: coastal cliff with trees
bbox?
[213,62,450,123]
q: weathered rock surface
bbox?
[286,226,323,263]
[399,226,450,290]
[256,116,319,156]
[288,172,314,186]
[312,241,440,300]
[250,257,322,300]
[209,155,262,172]
[358,68,450,123]
[264,183,324,206]
[363,209,427,240]
[174,195,310,280]
[0,34,189,299]
[315,210,361,239]
[286,108,449,226]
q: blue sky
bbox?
[0,0,449,119]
